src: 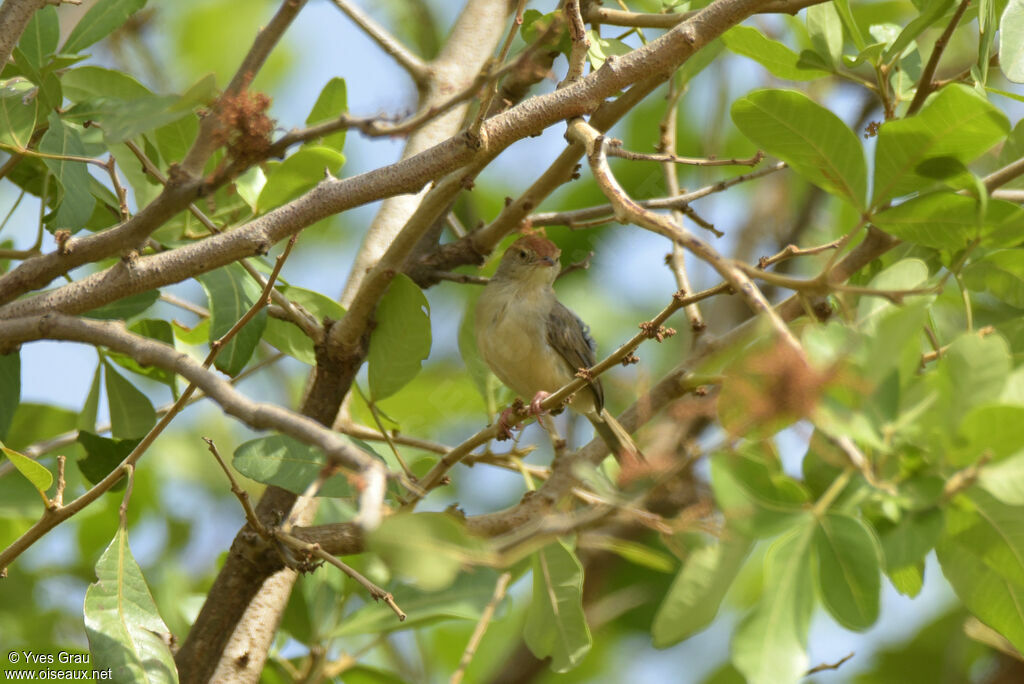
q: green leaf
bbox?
[234,166,265,213]
[0,352,20,440]
[886,563,924,598]
[731,89,866,208]
[524,539,592,673]
[980,451,1024,505]
[84,526,179,683]
[964,250,1024,307]
[710,448,809,537]
[63,0,148,54]
[873,194,1024,249]
[832,0,865,50]
[458,290,495,407]
[1,444,53,497]
[876,508,944,597]
[368,274,431,401]
[721,27,830,81]
[814,512,882,630]
[954,405,1024,466]
[108,319,176,389]
[1000,0,1024,82]
[806,3,843,67]
[586,30,632,69]
[305,77,347,152]
[0,80,39,149]
[78,363,102,432]
[937,489,1024,653]
[943,333,1012,418]
[331,568,504,637]
[171,318,209,346]
[261,284,344,365]
[232,434,356,498]
[872,84,1010,205]
[83,289,160,321]
[76,431,137,489]
[197,263,268,376]
[583,537,676,573]
[3,403,77,451]
[101,75,215,143]
[520,10,571,54]
[882,0,954,63]
[856,258,930,330]
[104,360,156,439]
[652,536,752,647]
[732,519,815,684]
[18,6,59,72]
[153,115,198,166]
[39,112,96,233]
[257,145,345,212]
[367,513,491,591]
[60,65,152,103]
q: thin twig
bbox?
[329,0,428,82]
[450,572,512,684]
[757,238,844,269]
[472,0,527,132]
[54,455,66,508]
[0,236,300,573]
[275,529,406,621]
[356,384,415,480]
[274,51,531,152]
[659,81,706,335]
[0,142,107,168]
[607,142,764,167]
[529,162,786,227]
[0,351,286,478]
[805,652,854,675]
[906,0,971,115]
[103,156,130,221]
[122,139,321,341]
[557,251,593,280]
[335,421,452,455]
[408,282,728,503]
[204,437,268,536]
[118,464,135,528]
[568,118,803,353]
[559,0,590,87]
[427,270,490,285]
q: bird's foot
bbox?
[529,391,552,416]
[495,400,525,441]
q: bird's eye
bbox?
[518,249,528,259]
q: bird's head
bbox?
[493,235,562,287]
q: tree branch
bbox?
[329,0,429,82]
[0,0,47,68]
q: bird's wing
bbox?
[546,301,604,411]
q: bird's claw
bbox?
[529,391,551,416]
[495,404,520,441]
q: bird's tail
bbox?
[589,409,645,465]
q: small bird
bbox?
[475,234,642,464]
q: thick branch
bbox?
[0,0,47,68]
[1,0,774,321]
[339,0,515,305]
[0,315,380,474]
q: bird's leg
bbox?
[528,391,551,416]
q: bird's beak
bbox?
[540,256,557,267]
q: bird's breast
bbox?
[475,285,575,399]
